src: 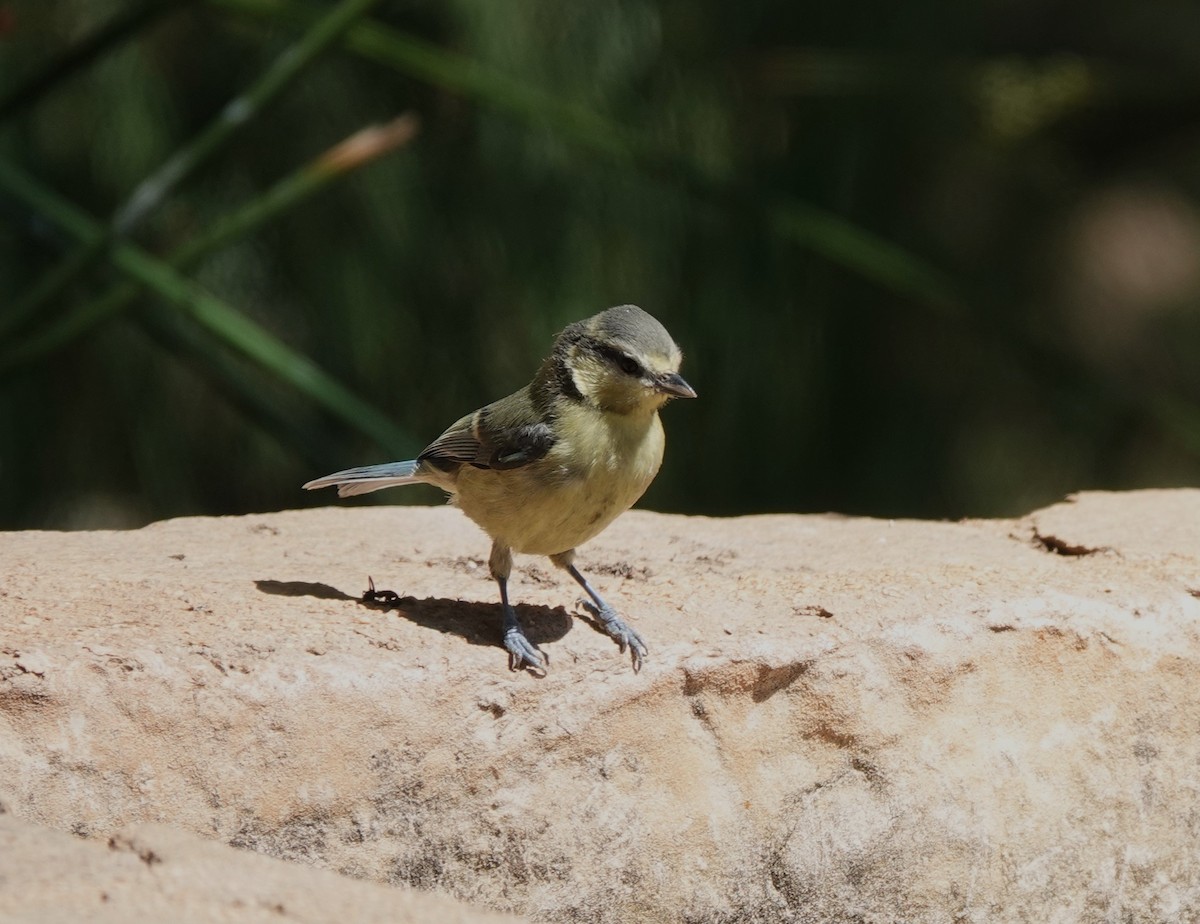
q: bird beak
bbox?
[655,372,697,399]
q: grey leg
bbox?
[554,554,647,671]
[497,575,546,673]
[491,541,545,673]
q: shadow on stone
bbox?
[254,579,357,601]
[253,578,572,651]
[362,592,573,651]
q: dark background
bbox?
[3,0,1200,529]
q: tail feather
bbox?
[303,460,423,497]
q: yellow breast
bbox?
[453,407,665,556]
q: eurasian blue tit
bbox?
[305,304,695,673]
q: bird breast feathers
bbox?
[453,407,665,556]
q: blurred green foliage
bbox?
[3,0,1200,529]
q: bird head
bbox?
[554,305,696,415]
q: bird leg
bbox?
[553,553,648,671]
[491,542,546,674]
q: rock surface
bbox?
[0,814,521,924]
[2,490,1200,922]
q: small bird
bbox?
[303,304,695,673]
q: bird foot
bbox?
[578,600,647,672]
[504,625,548,675]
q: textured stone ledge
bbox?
[3,491,1199,922]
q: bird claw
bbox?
[579,600,647,672]
[504,626,548,675]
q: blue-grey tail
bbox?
[303,460,422,497]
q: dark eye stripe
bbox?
[592,341,644,377]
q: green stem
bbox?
[137,303,342,469]
[1,114,419,365]
[114,0,384,233]
[768,199,960,314]
[208,0,956,314]
[3,0,383,345]
[0,0,194,122]
[210,0,647,164]
[0,158,415,456]
[0,237,110,343]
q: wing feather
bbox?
[418,387,556,472]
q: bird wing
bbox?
[418,386,556,472]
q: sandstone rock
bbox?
[0,814,522,923]
[2,490,1200,922]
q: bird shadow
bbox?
[253,577,573,653]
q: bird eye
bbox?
[617,354,642,376]
[592,341,645,377]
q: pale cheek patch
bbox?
[569,359,607,404]
[569,366,589,402]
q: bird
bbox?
[303,304,695,674]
